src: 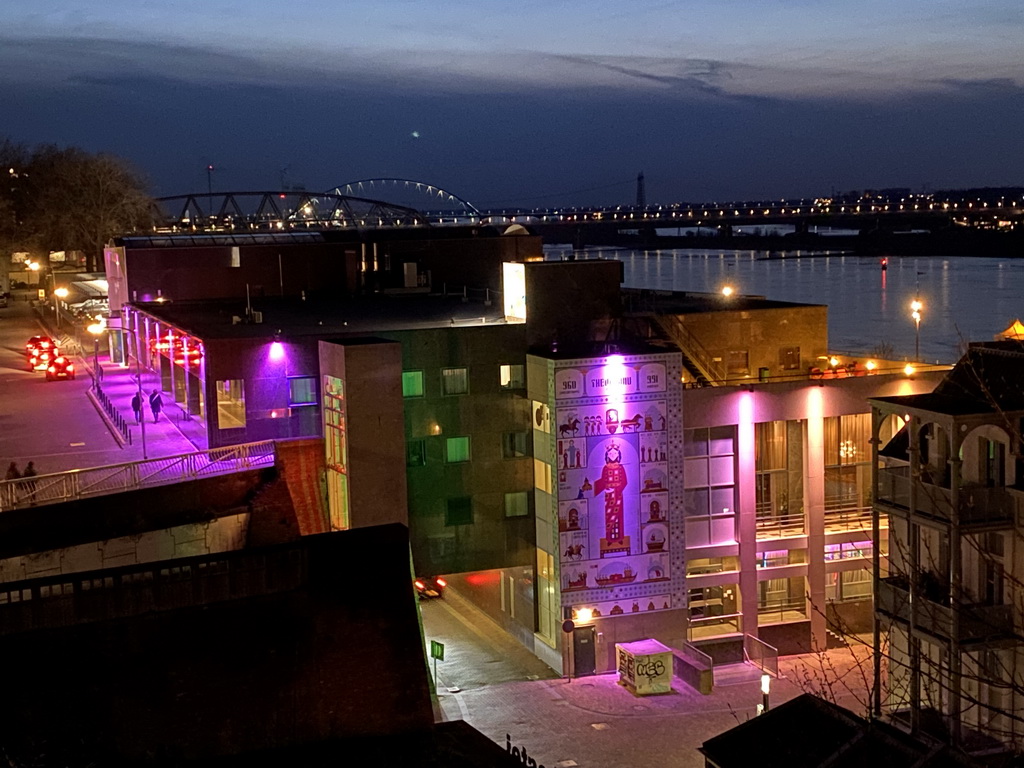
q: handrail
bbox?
[655,315,727,385]
[0,440,278,512]
[743,633,779,678]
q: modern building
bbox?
[872,341,1024,755]
[97,230,946,674]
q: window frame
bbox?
[441,367,469,396]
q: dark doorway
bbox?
[573,625,596,676]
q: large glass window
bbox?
[445,436,471,463]
[758,576,808,623]
[407,439,426,467]
[215,379,246,429]
[688,584,741,639]
[684,426,736,547]
[755,420,804,537]
[441,367,468,395]
[824,414,872,528]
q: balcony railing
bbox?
[755,503,805,537]
[877,576,1016,644]
[876,467,1016,528]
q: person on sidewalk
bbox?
[5,462,20,481]
[131,392,143,424]
[149,390,163,423]
[22,461,37,505]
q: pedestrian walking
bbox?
[149,389,163,423]
[22,461,37,506]
[131,392,143,424]
[5,462,20,481]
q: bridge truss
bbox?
[328,178,480,224]
[152,191,430,233]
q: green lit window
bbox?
[445,436,471,463]
[402,371,424,398]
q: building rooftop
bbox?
[135,293,513,340]
[620,286,824,315]
[872,341,1024,417]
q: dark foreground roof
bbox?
[701,694,984,768]
[873,342,1024,417]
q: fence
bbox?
[0,440,277,512]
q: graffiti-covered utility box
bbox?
[616,639,673,695]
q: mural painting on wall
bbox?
[554,357,675,616]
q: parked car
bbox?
[0,293,9,308]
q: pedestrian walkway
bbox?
[82,347,201,461]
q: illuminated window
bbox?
[288,376,317,406]
[407,439,426,467]
[726,350,749,377]
[445,497,473,526]
[445,436,471,463]
[441,367,468,395]
[500,364,525,390]
[684,426,736,547]
[402,370,424,398]
[215,379,246,429]
[502,431,529,458]
[504,491,530,518]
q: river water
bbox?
[554,247,1024,365]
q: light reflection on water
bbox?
[553,247,1024,364]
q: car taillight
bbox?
[66,364,74,371]
[48,366,55,373]
[435,578,447,588]
[414,580,425,590]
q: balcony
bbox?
[877,576,1016,645]
[876,467,1016,529]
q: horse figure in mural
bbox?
[563,543,585,561]
[559,417,580,437]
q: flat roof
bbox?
[135,293,513,340]
[620,287,823,314]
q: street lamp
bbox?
[53,287,68,329]
[910,299,923,360]
[760,673,771,714]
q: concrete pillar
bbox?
[804,388,827,651]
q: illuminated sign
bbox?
[502,262,526,322]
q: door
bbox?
[573,625,596,677]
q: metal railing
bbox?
[743,633,779,678]
[877,576,1016,644]
[755,503,806,537]
[876,467,1016,528]
[0,543,308,636]
[655,315,727,385]
[0,440,277,512]
[93,384,132,443]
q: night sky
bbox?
[3,1,1023,207]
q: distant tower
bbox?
[636,171,646,210]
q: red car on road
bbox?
[45,355,76,381]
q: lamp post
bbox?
[911,299,923,361]
[760,673,771,714]
[53,287,68,329]
[122,327,148,460]
[87,322,104,390]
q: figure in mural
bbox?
[559,417,580,437]
[594,441,631,556]
[565,439,580,469]
[567,507,580,530]
[563,543,585,561]
[648,499,662,522]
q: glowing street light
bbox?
[53,286,68,328]
[910,298,923,360]
[721,285,735,298]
